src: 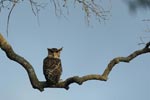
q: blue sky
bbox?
[0,0,150,100]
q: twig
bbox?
[7,0,18,36]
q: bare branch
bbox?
[7,0,19,36]
[1,0,110,35]
[29,0,47,16]
[0,0,46,35]
[102,43,150,79]
[0,33,150,92]
[74,0,110,24]
[0,33,44,91]
[41,75,107,90]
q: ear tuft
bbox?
[47,48,53,52]
[59,47,63,51]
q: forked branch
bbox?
[0,33,150,91]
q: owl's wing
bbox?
[43,57,61,70]
[43,57,62,84]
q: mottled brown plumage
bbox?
[43,48,62,85]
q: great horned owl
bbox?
[43,48,63,85]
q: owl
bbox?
[43,48,63,85]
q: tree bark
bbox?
[0,33,150,92]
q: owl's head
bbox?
[47,47,63,58]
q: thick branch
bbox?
[0,33,150,92]
[0,33,44,91]
[41,74,107,90]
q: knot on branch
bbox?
[62,76,83,90]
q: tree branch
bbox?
[0,33,44,91]
[0,33,150,92]
[102,42,150,79]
